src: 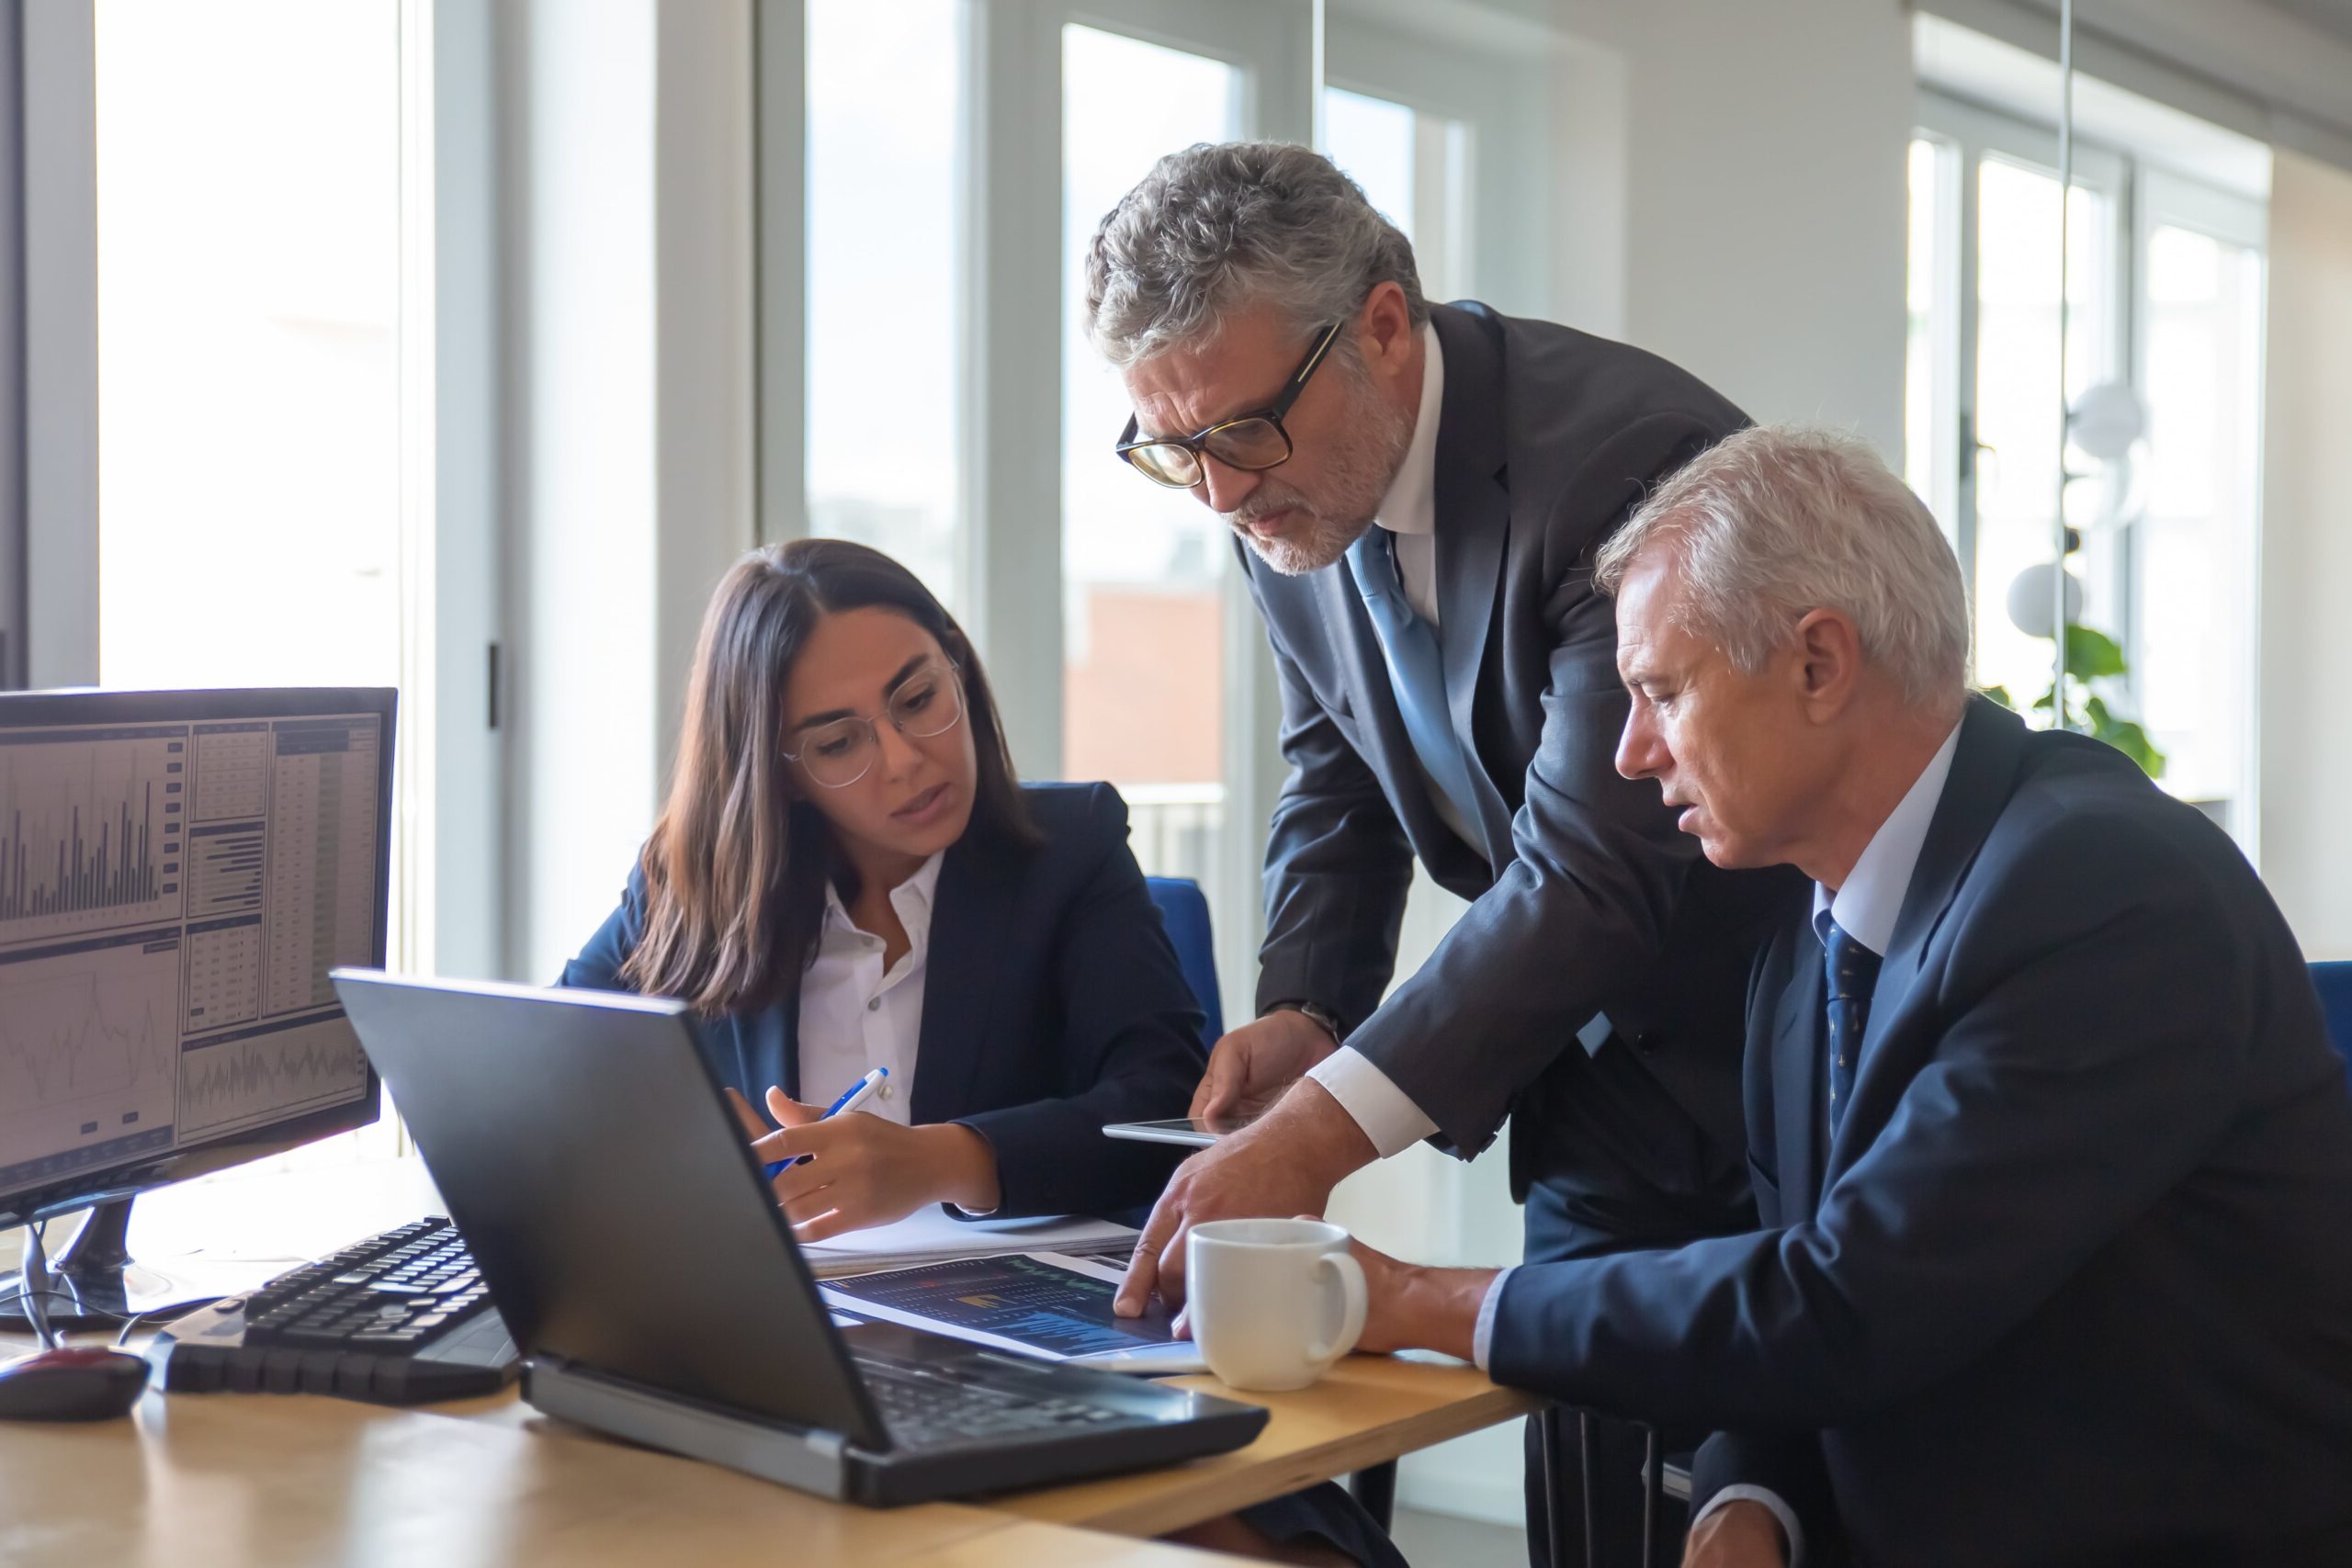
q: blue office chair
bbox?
[1144,876,1223,1045]
[2310,961,2352,1079]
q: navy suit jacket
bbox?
[1245,300,1805,1245]
[1487,698,2352,1566]
[559,783,1205,1219]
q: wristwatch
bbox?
[1266,1000,1344,1048]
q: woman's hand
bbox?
[723,1085,1001,1241]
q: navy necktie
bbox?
[1823,919,1883,1136]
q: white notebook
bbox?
[796,1208,1138,1279]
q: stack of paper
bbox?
[797,1208,1138,1279]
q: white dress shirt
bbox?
[1305,324,1452,1156]
[1470,720,1965,1565]
[796,852,944,1124]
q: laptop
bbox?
[328,970,1269,1506]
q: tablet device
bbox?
[1101,1114,1255,1148]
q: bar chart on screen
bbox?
[0,726,187,948]
[0,930,182,1190]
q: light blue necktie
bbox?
[1347,527,1611,1057]
[1346,527,1480,831]
[1823,918,1883,1136]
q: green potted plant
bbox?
[1982,622,2165,779]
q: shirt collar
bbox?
[1372,324,1442,538]
[1812,721,1964,955]
[821,851,946,941]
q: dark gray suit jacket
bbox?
[1245,301,1804,1247]
[1488,698,2352,1565]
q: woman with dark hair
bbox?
[563,539,1400,1567]
[560,538,1203,1235]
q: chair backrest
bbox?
[2311,961,2352,1081]
[1146,875,1223,1046]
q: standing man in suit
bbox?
[1340,424,2352,1567]
[1084,141,1802,1554]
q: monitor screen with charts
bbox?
[0,688,396,1228]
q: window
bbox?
[84,0,417,1177]
[1059,25,1241,915]
[94,1,403,694]
[1322,87,1474,301]
[2132,179,2265,809]
[1967,152,2120,712]
[804,0,963,610]
[1905,94,2264,842]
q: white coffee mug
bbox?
[1186,1218,1368,1392]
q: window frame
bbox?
[0,0,25,693]
[19,0,100,690]
[1321,12,1554,315]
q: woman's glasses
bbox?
[782,660,966,789]
[1114,320,1344,490]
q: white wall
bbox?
[1560,0,1915,456]
[2257,150,2352,960]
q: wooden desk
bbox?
[995,1353,1543,1539]
[0,1378,1229,1567]
[0,1330,1535,1564]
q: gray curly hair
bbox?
[1594,425,1973,712]
[1083,141,1429,368]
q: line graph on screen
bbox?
[0,944,181,1159]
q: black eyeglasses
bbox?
[1114,320,1345,490]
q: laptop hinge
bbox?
[525,1357,853,1498]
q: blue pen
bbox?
[763,1066,889,1179]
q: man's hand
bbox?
[1115,1077,1374,1316]
[1189,1009,1341,1123]
[724,1086,1000,1242]
[1682,1500,1788,1568]
[1344,1236,1494,1360]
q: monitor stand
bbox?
[1,1196,216,1334]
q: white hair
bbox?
[1083,141,1429,367]
[1594,425,1971,711]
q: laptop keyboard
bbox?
[854,1353,1135,1450]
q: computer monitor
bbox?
[0,687,396,1329]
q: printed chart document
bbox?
[797,1208,1138,1279]
[820,1249,1204,1372]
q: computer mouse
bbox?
[0,1347,153,1422]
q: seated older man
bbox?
[1344,425,2352,1567]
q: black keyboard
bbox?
[854,1353,1134,1450]
[147,1217,520,1405]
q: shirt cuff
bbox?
[1693,1485,1805,1568]
[1470,1265,1516,1371]
[1305,1047,1440,1158]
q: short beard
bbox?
[1225,374,1415,577]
